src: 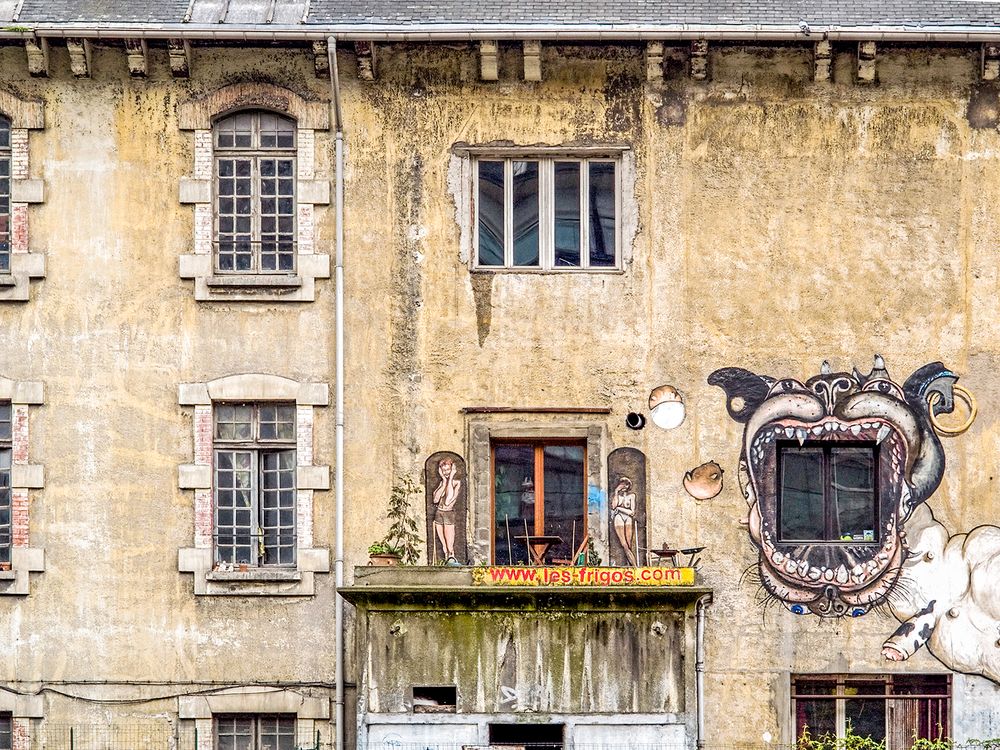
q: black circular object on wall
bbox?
[625,412,646,430]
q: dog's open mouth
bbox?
[746,415,909,615]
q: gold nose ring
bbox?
[928,384,977,437]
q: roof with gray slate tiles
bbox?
[7,0,1000,30]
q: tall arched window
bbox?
[0,117,10,274]
[214,111,296,274]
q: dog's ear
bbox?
[708,368,774,424]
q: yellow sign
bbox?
[472,566,696,587]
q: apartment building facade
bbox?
[0,1,999,749]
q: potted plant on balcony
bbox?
[368,476,422,566]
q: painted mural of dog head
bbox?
[709,357,958,617]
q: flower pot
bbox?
[369,552,402,566]
[0,562,9,571]
[239,563,249,573]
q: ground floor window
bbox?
[0,715,10,750]
[793,674,949,749]
[489,723,563,749]
[216,715,295,750]
[491,440,586,565]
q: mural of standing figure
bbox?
[708,356,1000,685]
[607,448,647,567]
[611,477,638,566]
[424,451,468,565]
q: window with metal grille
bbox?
[793,674,950,748]
[216,715,295,750]
[0,117,10,274]
[214,403,296,567]
[214,111,296,274]
[475,156,619,270]
[0,403,11,566]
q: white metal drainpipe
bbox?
[327,35,346,750]
[695,593,713,750]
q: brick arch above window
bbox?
[177,83,331,302]
[0,89,45,302]
[177,373,330,596]
[177,82,330,132]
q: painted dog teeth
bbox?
[877,425,891,444]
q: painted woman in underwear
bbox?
[432,457,462,563]
[611,476,638,566]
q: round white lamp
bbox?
[649,385,686,430]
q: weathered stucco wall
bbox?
[2,35,1000,747]
[339,41,1000,744]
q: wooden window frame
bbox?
[214,714,296,750]
[473,156,621,272]
[489,438,588,564]
[213,110,298,275]
[777,442,880,545]
[792,674,950,748]
[213,403,297,568]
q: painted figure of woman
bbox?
[432,457,462,564]
[611,476,638,566]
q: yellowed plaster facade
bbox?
[1,35,999,750]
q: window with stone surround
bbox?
[178,374,330,596]
[216,715,295,750]
[179,688,327,750]
[465,410,607,565]
[178,83,330,302]
[214,112,297,275]
[0,378,44,596]
[0,92,45,301]
[214,403,296,567]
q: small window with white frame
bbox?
[214,403,296,567]
[474,154,620,271]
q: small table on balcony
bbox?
[515,535,563,565]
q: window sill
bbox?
[0,274,16,287]
[0,570,15,581]
[179,546,329,596]
[206,274,303,289]
[470,266,624,275]
[207,569,302,582]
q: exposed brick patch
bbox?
[194,405,212,465]
[10,203,28,254]
[194,488,212,549]
[194,204,212,255]
[297,129,315,179]
[296,406,313,466]
[12,717,29,750]
[11,489,29,548]
[193,130,212,180]
[10,129,28,179]
[296,489,313,548]
[12,404,28,465]
[195,719,213,750]
[297,204,314,255]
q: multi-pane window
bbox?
[0,714,10,750]
[778,443,878,543]
[793,675,950,748]
[214,404,296,567]
[491,440,586,564]
[214,111,296,274]
[475,157,619,270]
[0,404,11,566]
[0,117,10,273]
[216,715,295,750]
